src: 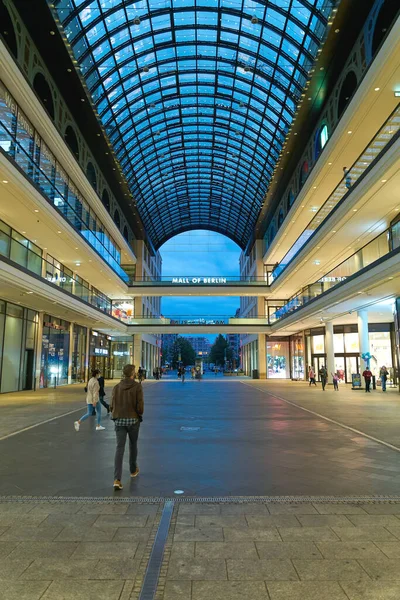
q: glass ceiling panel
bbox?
[53,0,334,249]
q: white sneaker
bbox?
[74,421,80,432]
[96,425,105,431]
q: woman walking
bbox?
[74,369,105,431]
[98,373,110,414]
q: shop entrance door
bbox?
[312,355,326,380]
[23,349,34,390]
[345,355,360,383]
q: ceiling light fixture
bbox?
[34,209,39,213]
[374,87,380,91]
[2,180,8,183]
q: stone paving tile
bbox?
[93,514,148,528]
[267,581,349,600]
[246,515,302,528]
[0,504,35,515]
[313,504,368,515]
[332,526,398,541]
[41,513,98,528]
[95,558,140,579]
[195,541,258,560]
[0,541,19,558]
[125,504,160,516]
[359,559,400,580]
[0,558,33,579]
[195,516,247,528]
[41,580,124,599]
[341,580,400,599]
[170,542,195,558]
[256,541,323,560]
[316,541,388,560]
[167,557,227,580]
[293,559,368,581]
[226,558,298,581]
[375,542,400,558]
[21,558,98,580]
[178,504,221,515]
[29,504,84,515]
[223,527,281,542]
[0,580,51,600]
[55,526,117,542]
[119,580,135,600]
[163,581,192,599]
[9,541,79,560]
[347,515,400,527]
[359,505,400,515]
[296,515,354,528]
[174,526,223,542]
[385,526,400,540]
[0,514,48,527]
[220,504,269,515]
[176,515,195,526]
[267,503,318,515]
[72,541,139,559]
[112,526,153,542]
[0,525,63,541]
[192,581,269,600]
[279,527,340,541]
[76,504,129,515]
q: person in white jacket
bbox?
[74,369,105,431]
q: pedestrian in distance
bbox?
[380,365,389,392]
[343,166,352,190]
[74,369,105,431]
[319,365,328,391]
[111,364,143,491]
[181,367,186,383]
[363,367,373,393]
[98,372,110,415]
[332,372,339,391]
[308,366,317,386]
[138,367,144,383]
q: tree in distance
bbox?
[172,336,197,367]
[209,334,233,367]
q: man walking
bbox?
[380,365,389,392]
[319,365,328,391]
[110,364,144,491]
[362,367,373,393]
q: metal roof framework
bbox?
[53,0,334,249]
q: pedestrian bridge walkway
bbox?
[127,274,273,296]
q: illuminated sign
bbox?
[318,276,347,283]
[171,277,227,284]
[94,348,108,355]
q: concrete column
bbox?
[67,322,74,384]
[34,311,44,390]
[358,310,369,369]
[306,333,312,373]
[84,329,90,383]
[133,334,142,369]
[258,334,266,378]
[325,321,335,381]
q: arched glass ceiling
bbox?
[53,0,335,249]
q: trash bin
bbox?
[252,369,259,380]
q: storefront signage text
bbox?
[170,319,226,325]
[318,276,347,283]
[94,348,109,355]
[171,277,227,284]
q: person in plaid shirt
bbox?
[110,364,144,490]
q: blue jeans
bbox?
[382,377,387,391]
[80,402,101,426]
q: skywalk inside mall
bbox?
[0,0,399,393]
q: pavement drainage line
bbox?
[241,381,400,454]
[138,500,174,600]
[0,407,85,442]
[2,495,400,504]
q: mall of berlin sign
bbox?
[171,277,227,284]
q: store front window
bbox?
[0,300,38,393]
[110,339,133,379]
[267,339,290,378]
[40,315,70,388]
[71,324,87,383]
[290,334,304,380]
[369,331,393,379]
[112,300,134,324]
[90,331,111,377]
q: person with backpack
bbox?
[319,365,328,391]
[74,369,105,431]
[111,364,144,491]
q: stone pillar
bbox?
[325,321,335,382]
[358,310,369,370]
[133,334,142,369]
[258,334,266,378]
[34,311,44,390]
[67,322,74,384]
[84,329,90,383]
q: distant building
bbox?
[226,333,240,364]
[184,336,211,358]
[161,334,178,365]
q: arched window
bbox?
[33,73,54,120]
[287,190,295,211]
[371,0,399,57]
[64,125,79,160]
[314,124,329,160]
[101,189,110,212]
[0,4,17,59]
[114,209,121,229]
[338,71,357,119]
[123,225,129,241]
[278,208,284,228]
[299,161,309,189]
[86,162,97,191]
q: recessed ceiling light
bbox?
[374,87,380,91]
[2,179,8,183]
[347,130,352,134]
[381,179,387,183]
[57,231,61,234]
[335,28,340,33]
[34,209,39,213]
[353,209,357,211]
[332,230,336,233]
[26,291,33,294]
[50,30,55,35]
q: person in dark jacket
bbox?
[98,374,110,414]
[111,364,144,490]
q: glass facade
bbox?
[267,339,290,379]
[89,331,111,378]
[71,324,87,383]
[0,300,38,393]
[110,339,133,379]
[53,0,333,249]
[40,315,70,388]
[290,334,305,380]
[0,81,128,281]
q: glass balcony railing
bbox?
[271,105,400,280]
[269,228,393,323]
[126,315,269,325]
[0,81,129,283]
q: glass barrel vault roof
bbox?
[53,0,334,249]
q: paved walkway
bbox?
[1,498,400,599]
